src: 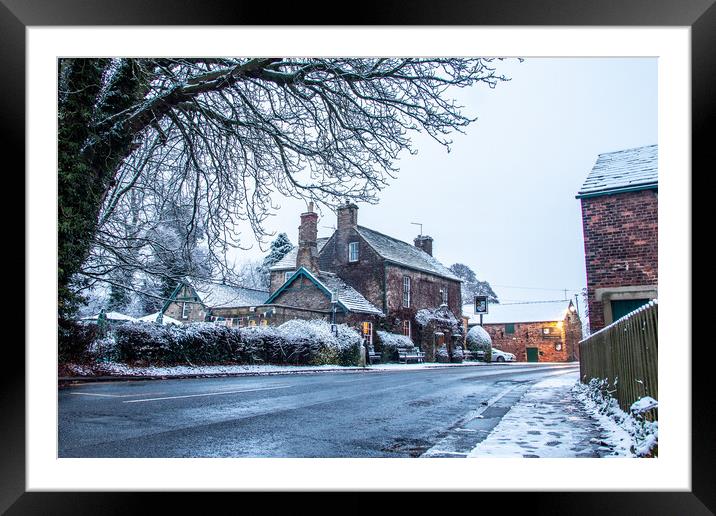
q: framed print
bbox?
[5,0,712,513]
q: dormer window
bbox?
[348,241,359,262]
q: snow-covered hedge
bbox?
[112,319,363,367]
[376,331,415,362]
[58,319,103,362]
[415,305,462,334]
[466,325,492,361]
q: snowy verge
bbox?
[571,378,658,457]
[60,360,489,380]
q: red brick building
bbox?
[465,300,582,362]
[266,202,463,356]
[577,145,658,332]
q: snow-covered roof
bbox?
[187,279,269,308]
[577,144,658,198]
[356,226,460,281]
[315,271,384,316]
[463,300,573,325]
[80,311,137,322]
[269,238,330,271]
[137,312,183,325]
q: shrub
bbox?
[466,325,492,362]
[376,331,414,362]
[58,319,102,362]
[114,323,179,364]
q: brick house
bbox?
[162,278,270,327]
[465,300,582,362]
[266,202,463,358]
[577,144,658,332]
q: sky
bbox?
[229,57,657,309]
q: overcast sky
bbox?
[230,57,657,307]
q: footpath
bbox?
[422,370,631,458]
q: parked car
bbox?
[491,348,516,362]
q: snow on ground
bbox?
[468,372,631,458]
[62,360,489,378]
[572,379,658,457]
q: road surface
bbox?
[59,363,581,458]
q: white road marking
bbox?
[123,385,291,403]
[69,392,165,398]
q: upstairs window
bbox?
[403,276,411,308]
[348,241,359,262]
[505,323,515,334]
[441,287,448,305]
[284,271,294,283]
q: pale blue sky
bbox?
[232,58,657,307]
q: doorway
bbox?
[526,347,539,362]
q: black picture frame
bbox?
[4,0,710,513]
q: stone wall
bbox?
[163,284,207,323]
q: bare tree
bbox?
[59,58,510,317]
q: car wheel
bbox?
[497,356,505,362]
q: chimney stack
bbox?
[296,202,319,273]
[414,235,434,256]
[336,200,358,231]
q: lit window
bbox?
[182,302,189,319]
[260,319,268,326]
[348,241,359,262]
[403,276,411,308]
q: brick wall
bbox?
[580,189,658,331]
[483,320,570,362]
[385,264,462,320]
[318,228,386,312]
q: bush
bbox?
[466,325,492,362]
[376,331,414,362]
[58,319,102,362]
[111,319,363,367]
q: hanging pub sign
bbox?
[474,295,489,314]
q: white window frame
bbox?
[403,320,411,337]
[181,301,189,319]
[441,286,448,305]
[348,241,359,262]
[403,276,411,308]
[284,271,294,283]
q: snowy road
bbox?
[58,362,608,458]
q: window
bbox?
[181,302,189,319]
[260,319,268,327]
[284,271,294,283]
[403,276,411,307]
[403,320,411,337]
[505,323,515,334]
[348,241,359,262]
[441,286,448,304]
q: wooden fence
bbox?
[579,300,658,418]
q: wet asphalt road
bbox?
[58,363,579,458]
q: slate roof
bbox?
[577,144,658,198]
[356,226,460,281]
[269,237,330,271]
[315,271,384,316]
[463,300,573,325]
[187,279,269,308]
